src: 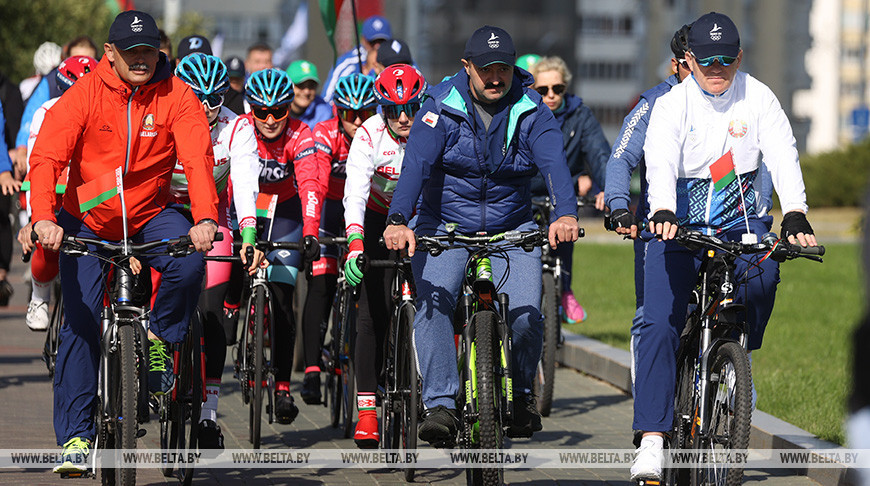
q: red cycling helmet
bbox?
[373,64,427,106]
[56,55,98,92]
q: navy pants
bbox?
[632,218,779,432]
[54,208,204,445]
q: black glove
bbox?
[650,209,678,227]
[302,235,320,262]
[781,211,814,240]
[607,208,639,231]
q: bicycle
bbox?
[655,229,824,486]
[206,238,305,449]
[364,248,421,482]
[321,237,357,440]
[531,196,588,417]
[42,279,63,378]
[415,226,549,486]
[51,232,206,485]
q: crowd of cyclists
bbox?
[0,7,821,484]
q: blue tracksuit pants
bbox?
[632,218,780,432]
[54,208,204,445]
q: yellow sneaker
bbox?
[52,437,90,474]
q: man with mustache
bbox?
[383,25,579,445]
[28,10,218,473]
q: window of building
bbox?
[578,14,635,35]
[578,61,636,80]
[588,104,630,126]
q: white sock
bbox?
[640,434,663,449]
[31,278,52,303]
[200,380,220,423]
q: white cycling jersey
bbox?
[343,113,405,231]
[644,71,808,232]
[170,105,259,225]
[24,97,61,216]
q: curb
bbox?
[556,329,858,486]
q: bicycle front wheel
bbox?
[114,324,139,486]
[398,304,419,482]
[339,285,356,439]
[250,286,266,449]
[536,271,559,416]
[179,310,204,485]
[470,310,504,486]
[44,291,63,378]
[690,341,752,486]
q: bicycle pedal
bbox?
[59,471,90,479]
[137,428,147,438]
[636,480,660,486]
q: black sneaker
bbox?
[275,390,299,424]
[507,394,543,438]
[198,419,224,450]
[0,280,13,307]
[300,372,322,405]
[418,405,459,447]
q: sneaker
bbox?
[506,394,543,438]
[0,280,13,307]
[52,437,90,474]
[418,405,459,447]
[354,412,380,449]
[630,435,664,481]
[300,371,322,405]
[26,300,50,331]
[561,290,587,323]
[275,390,299,424]
[148,338,174,395]
[198,419,225,450]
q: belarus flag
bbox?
[255,193,278,219]
[710,150,737,192]
[77,167,123,212]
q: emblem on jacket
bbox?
[141,114,157,137]
[728,120,747,138]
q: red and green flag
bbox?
[319,0,346,54]
[55,167,69,194]
[78,167,122,212]
[256,193,278,219]
[710,150,737,192]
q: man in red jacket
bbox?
[29,11,218,473]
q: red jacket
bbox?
[29,54,218,240]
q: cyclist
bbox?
[173,52,263,449]
[299,73,378,405]
[239,68,327,424]
[28,11,219,473]
[343,65,426,448]
[20,55,98,331]
[383,26,579,444]
[286,59,333,129]
[528,55,609,324]
[629,12,818,481]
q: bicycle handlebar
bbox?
[667,228,824,263]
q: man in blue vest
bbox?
[383,25,579,445]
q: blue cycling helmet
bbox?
[245,68,294,107]
[175,53,229,95]
[333,74,377,110]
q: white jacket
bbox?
[644,71,807,232]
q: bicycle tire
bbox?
[180,310,204,485]
[329,284,347,429]
[159,395,175,477]
[339,286,356,439]
[690,341,752,486]
[470,310,503,486]
[664,344,697,486]
[537,272,559,416]
[250,286,266,449]
[399,304,419,482]
[114,324,138,486]
[44,291,63,378]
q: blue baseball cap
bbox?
[362,16,392,42]
[463,25,516,67]
[108,10,160,50]
[688,12,740,59]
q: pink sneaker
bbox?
[561,290,587,323]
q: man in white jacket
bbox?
[631,11,819,482]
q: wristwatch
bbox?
[387,212,407,226]
[197,218,219,229]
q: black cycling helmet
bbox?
[670,24,692,59]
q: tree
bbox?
[0,0,114,83]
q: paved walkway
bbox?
[0,257,819,485]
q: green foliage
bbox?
[800,139,870,207]
[0,0,113,83]
[567,241,862,444]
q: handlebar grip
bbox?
[214,231,224,242]
[793,244,825,256]
[245,245,254,264]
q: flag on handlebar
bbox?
[710,150,736,192]
[77,166,122,212]
[256,193,278,219]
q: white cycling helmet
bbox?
[34,41,62,76]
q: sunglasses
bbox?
[338,108,377,123]
[382,103,421,120]
[252,104,289,123]
[695,55,737,67]
[197,92,224,110]
[535,84,566,96]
